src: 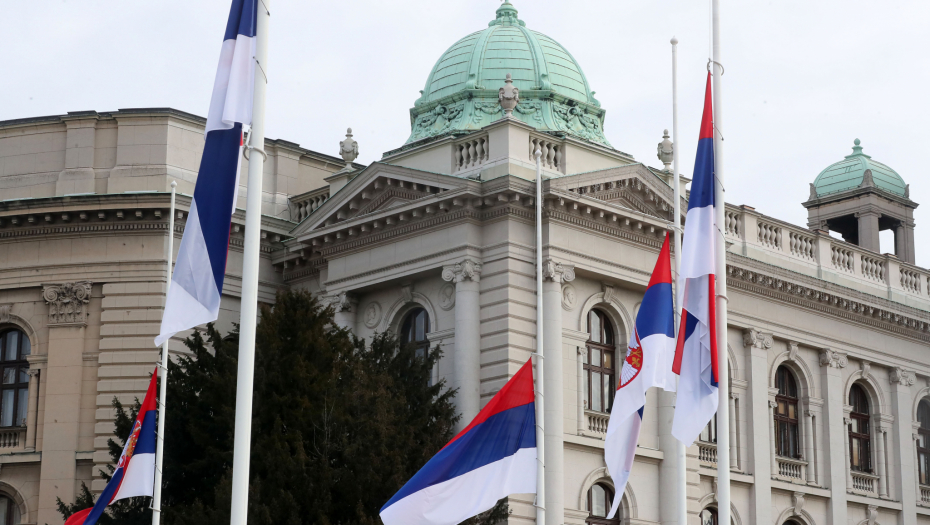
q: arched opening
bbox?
[917,399,930,484]
[698,507,717,525]
[0,494,21,525]
[849,383,872,473]
[584,309,615,413]
[399,308,430,358]
[775,366,801,458]
[585,482,620,525]
[0,329,30,428]
[782,520,803,525]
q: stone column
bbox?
[895,223,907,261]
[769,400,779,474]
[876,424,888,498]
[890,367,918,521]
[25,369,39,452]
[804,410,817,484]
[856,211,881,254]
[443,260,482,429]
[541,258,573,525]
[331,292,358,332]
[743,328,774,524]
[844,416,854,491]
[729,392,738,469]
[36,282,92,525]
[820,348,849,525]
[576,347,585,435]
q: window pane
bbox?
[861,419,869,434]
[582,349,588,365]
[777,400,786,415]
[603,375,611,413]
[591,485,606,517]
[606,373,615,411]
[583,372,589,409]
[17,388,27,426]
[0,390,13,427]
[851,438,860,467]
[850,419,859,433]
[590,313,601,343]
[5,332,18,361]
[415,312,426,342]
[2,369,14,385]
[592,372,602,412]
[592,349,601,368]
[20,334,29,357]
[603,351,613,370]
[788,402,796,419]
[18,368,28,384]
[0,497,8,525]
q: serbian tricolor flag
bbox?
[671,73,720,445]
[380,360,537,525]
[604,233,676,518]
[155,0,258,346]
[65,369,158,525]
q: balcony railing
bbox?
[290,186,331,223]
[584,410,609,438]
[698,442,717,465]
[920,484,930,505]
[0,427,25,451]
[775,456,807,482]
[851,471,880,495]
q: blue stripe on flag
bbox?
[134,411,157,455]
[193,124,242,293]
[82,467,124,525]
[381,402,536,512]
[635,282,675,339]
[223,0,258,41]
[688,137,715,210]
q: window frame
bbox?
[0,329,30,429]
[848,384,872,473]
[399,308,430,357]
[774,366,801,459]
[698,507,718,525]
[918,400,930,485]
[586,482,620,525]
[584,310,615,414]
[0,495,19,525]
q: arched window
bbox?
[0,495,20,525]
[400,308,430,359]
[0,329,30,428]
[917,400,930,485]
[586,483,619,525]
[783,521,802,525]
[584,310,615,413]
[698,507,717,525]
[849,384,872,473]
[774,366,800,458]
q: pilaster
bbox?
[820,348,849,525]
[890,367,918,524]
[442,259,482,428]
[743,327,773,524]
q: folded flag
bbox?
[671,72,720,445]
[155,0,258,346]
[70,368,159,525]
[380,359,537,525]
[605,233,676,518]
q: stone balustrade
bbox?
[851,471,880,495]
[585,410,609,437]
[455,134,490,173]
[775,456,807,482]
[0,427,25,450]
[724,204,930,311]
[920,484,930,505]
[698,442,717,465]
[529,135,564,173]
[291,186,331,222]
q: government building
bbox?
[1,3,928,525]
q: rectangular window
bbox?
[0,391,13,427]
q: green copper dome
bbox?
[812,139,907,197]
[404,2,611,147]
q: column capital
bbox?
[769,400,778,409]
[442,259,482,283]
[329,291,357,313]
[26,369,39,378]
[819,348,848,368]
[890,366,916,387]
[541,258,575,284]
[42,281,92,326]
[742,328,773,349]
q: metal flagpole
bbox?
[534,147,546,525]
[670,38,688,525]
[711,1,731,524]
[229,1,271,524]
[151,180,177,525]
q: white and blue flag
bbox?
[155,0,258,346]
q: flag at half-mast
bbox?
[604,232,676,519]
[671,72,720,445]
[155,0,258,346]
[65,368,159,525]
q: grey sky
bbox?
[5,0,928,266]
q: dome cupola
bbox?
[811,139,908,198]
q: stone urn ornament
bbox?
[499,73,519,117]
[339,128,359,167]
[657,129,673,171]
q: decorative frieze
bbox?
[819,349,848,369]
[541,258,575,284]
[442,259,482,283]
[42,281,92,326]
[890,367,916,386]
[742,328,773,349]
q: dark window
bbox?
[918,400,930,485]
[0,330,30,428]
[400,308,430,356]
[0,496,20,525]
[584,310,615,413]
[783,521,802,525]
[698,508,718,525]
[774,366,801,458]
[586,483,619,525]
[849,384,872,473]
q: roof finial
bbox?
[339,128,359,168]
[490,0,523,26]
[657,129,673,172]
[499,73,520,118]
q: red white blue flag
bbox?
[155,0,258,346]
[66,369,159,525]
[605,233,676,518]
[380,360,537,525]
[671,73,720,445]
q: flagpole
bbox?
[670,38,688,525]
[711,1,731,524]
[229,1,270,524]
[533,147,546,525]
[151,180,176,525]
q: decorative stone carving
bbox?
[400,284,413,304]
[657,129,673,171]
[861,360,871,380]
[769,400,778,409]
[0,304,11,324]
[514,100,543,123]
[331,292,357,313]
[819,348,848,368]
[409,103,465,142]
[363,302,382,329]
[43,281,92,326]
[442,259,482,283]
[561,284,577,311]
[339,128,359,166]
[551,103,610,146]
[498,73,519,117]
[809,183,818,200]
[438,283,456,311]
[541,258,575,284]
[890,366,916,386]
[792,492,805,516]
[472,101,502,125]
[866,504,878,525]
[787,341,799,362]
[859,169,875,189]
[742,328,773,349]
[601,282,615,305]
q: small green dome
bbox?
[403,2,611,147]
[812,139,907,197]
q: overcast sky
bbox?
[5,0,928,266]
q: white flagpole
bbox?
[229,1,271,524]
[534,147,546,525]
[711,0,731,523]
[670,38,688,525]
[151,180,177,525]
